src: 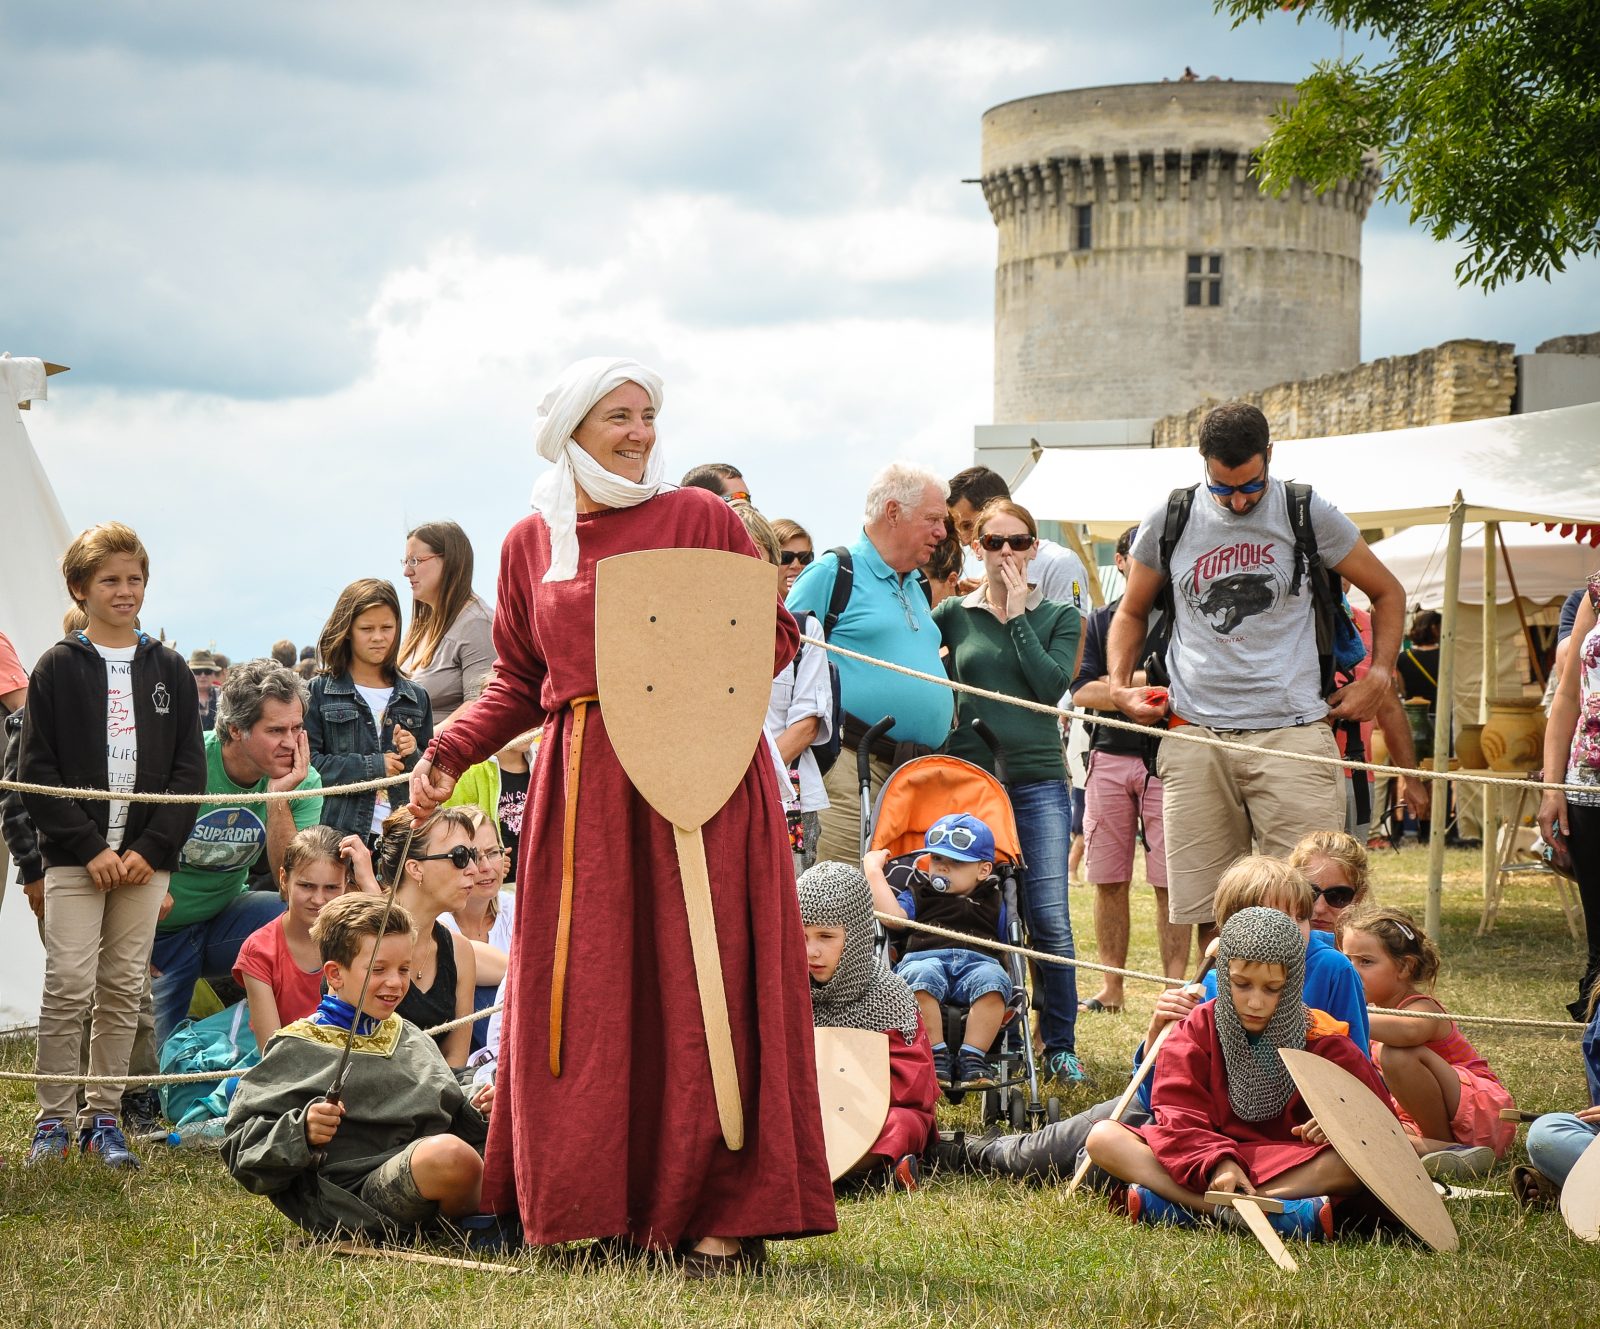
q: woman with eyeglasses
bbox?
[442,807,514,1056]
[932,498,1087,1085]
[377,806,479,1068]
[770,519,815,596]
[400,521,496,729]
[407,357,834,1269]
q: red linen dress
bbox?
[1133,1002,1396,1195]
[868,1020,940,1165]
[429,487,835,1248]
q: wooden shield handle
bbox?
[674,823,744,1151]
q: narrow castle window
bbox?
[1075,204,1092,250]
[1186,254,1222,306]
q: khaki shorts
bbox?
[357,1140,437,1227]
[1156,722,1345,926]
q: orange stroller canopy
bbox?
[867,754,1025,867]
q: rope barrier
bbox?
[879,913,1582,1033]
[0,772,401,805]
[0,1002,503,1086]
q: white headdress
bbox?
[530,356,666,582]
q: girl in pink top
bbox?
[233,826,377,1053]
[1340,906,1515,1160]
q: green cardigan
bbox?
[932,590,1081,784]
[443,756,502,831]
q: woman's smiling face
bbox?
[572,381,657,484]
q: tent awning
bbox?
[1016,401,1600,539]
[1351,521,1596,609]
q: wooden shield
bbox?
[595,548,778,829]
[1559,1131,1600,1242]
[1280,1048,1458,1252]
[814,1027,891,1181]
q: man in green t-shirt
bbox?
[150,661,323,1045]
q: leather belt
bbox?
[549,693,598,1077]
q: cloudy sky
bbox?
[4,1,1596,659]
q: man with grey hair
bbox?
[786,462,954,863]
[149,659,324,1045]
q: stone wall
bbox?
[1536,331,1600,356]
[1149,338,1518,447]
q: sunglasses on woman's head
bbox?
[1310,884,1357,909]
[412,845,481,870]
[927,824,980,852]
[780,549,815,567]
[978,533,1036,552]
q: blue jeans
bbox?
[1527,1112,1600,1185]
[1010,778,1078,1055]
[151,891,286,1048]
[897,947,1012,1006]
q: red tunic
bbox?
[430,487,836,1247]
[1134,1002,1396,1196]
[867,1020,940,1164]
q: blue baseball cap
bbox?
[924,813,995,865]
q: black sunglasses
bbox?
[1311,884,1357,909]
[412,845,481,870]
[978,533,1036,552]
[780,549,815,567]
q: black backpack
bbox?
[1144,480,1354,700]
[791,547,853,777]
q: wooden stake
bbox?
[317,1240,524,1276]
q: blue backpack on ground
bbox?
[157,1000,259,1125]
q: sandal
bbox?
[1080,997,1122,1015]
[1511,1164,1559,1211]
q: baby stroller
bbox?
[856,717,1063,1130]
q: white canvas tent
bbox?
[1016,401,1600,933]
[0,354,72,1028]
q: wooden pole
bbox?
[1061,525,1106,608]
[1481,522,1498,917]
[1427,495,1466,938]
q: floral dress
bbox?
[1565,574,1600,808]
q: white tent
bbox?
[1359,521,1598,609]
[0,354,71,1029]
[1016,401,1600,934]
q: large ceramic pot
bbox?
[1480,696,1545,772]
[1456,723,1486,770]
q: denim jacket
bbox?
[306,672,433,836]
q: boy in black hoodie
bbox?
[19,522,205,1168]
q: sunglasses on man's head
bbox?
[928,824,981,852]
[978,533,1036,552]
[1310,884,1357,909]
[412,845,482,870]
[780,549,815,567]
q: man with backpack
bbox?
[786,463,954,865]
[1106,403,1404,934]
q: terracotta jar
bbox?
[1480,696,1545,772]
[1456,723,1486,770]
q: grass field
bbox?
[2,844,1594,1328]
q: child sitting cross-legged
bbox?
[865,813,1012,1095]
[799,861,940,1191]
[222,893,498,1242]
[1085,907,1395,1240]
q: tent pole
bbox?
[1061,525,1106,608]
[1427,494,1466,939]
[1480,522,1498,923]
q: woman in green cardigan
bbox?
[932,498,1085,1084]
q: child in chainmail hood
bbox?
[798,862,940,1191]
[1085,906,1399,1241]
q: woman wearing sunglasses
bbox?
[376,806,479,1068]
[770,519,815,596]
[1287,829,1372,934]
[932,498,1087,1084]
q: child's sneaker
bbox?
[25,1118,71,1167]
[956,1050,996,1089]
[1421,1144,1495,1183]
[931,1045,953,1088]
[1044,1050,1089,1086]
[1267,1195,1335,1242]
[891,1154,921,1192]
[79,1115,140,1170]
[1116,1183,1202,1227]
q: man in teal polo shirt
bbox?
[786,462,954,863]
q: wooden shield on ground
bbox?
[595,548,778,828]
[1279,1049,1458,1252]
[814,1027,891,1181]
[1559,1131,1600,1241]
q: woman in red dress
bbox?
[409,358,835,1270]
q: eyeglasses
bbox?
[927,823,981,852]
[1204,463,1269,497]
[402,554,440,572]
[412,845,481,870]
[978,533,1037,552]
[780,549,815,567]
[1310,884,1357,909]
[481,846,506,861]
[890,577,922,633]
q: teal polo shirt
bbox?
[785,532,953,748]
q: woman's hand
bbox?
[999,558,1029,622]
[339,835,380,893]
[1207,1160,1254,1195]
[1537,790,1568,850]
[87,847,125,891]
[409,757,456,817]
[392,724,417,759]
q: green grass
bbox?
[1,845,1593,1328]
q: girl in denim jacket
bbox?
[306,580,433,842]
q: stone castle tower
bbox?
[980,80,1380,427]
